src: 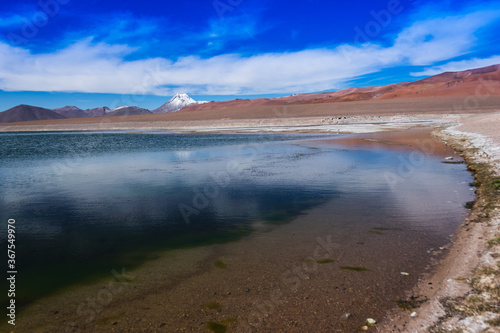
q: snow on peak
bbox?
[173,93,190,99]
[110,105,129,112]
[169,93,196,106]
[152,93,205,113]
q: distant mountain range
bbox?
[1,64,499,123]
[0,93,206,123]
[52,106,111,118]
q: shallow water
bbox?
[0,131,474,314]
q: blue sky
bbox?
[0,0,499,111]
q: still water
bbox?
[0,131,474,310]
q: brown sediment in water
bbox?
[302,127,461,158]
[378,112,500,332]
[8,128,472,333]
[13,202,449,333]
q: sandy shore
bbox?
[0,114,457,133]
[378,112,500,332]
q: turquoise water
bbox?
[0,131,474,309]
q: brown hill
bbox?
[183,64,500,112]
[84,107,111,117]
[106,106,152,117]
[52,106,89,118]
[0,105,67,123]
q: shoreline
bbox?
[0,114,458,134]
[379,113,500,332]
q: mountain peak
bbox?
[173,93,190,98]
[111,105,130,112]
[169,93,195,104]
[152,93,203,113]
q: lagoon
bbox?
[0,130,474,331]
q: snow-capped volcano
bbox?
[152,93,208,113]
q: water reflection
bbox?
[0,132,473,307]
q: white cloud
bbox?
[67,13,164,46]
[393,9,500,66]
[0,8,499,96]
[410,55,500,76]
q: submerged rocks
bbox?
[366,318,377,326]
[359,318,377,331]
